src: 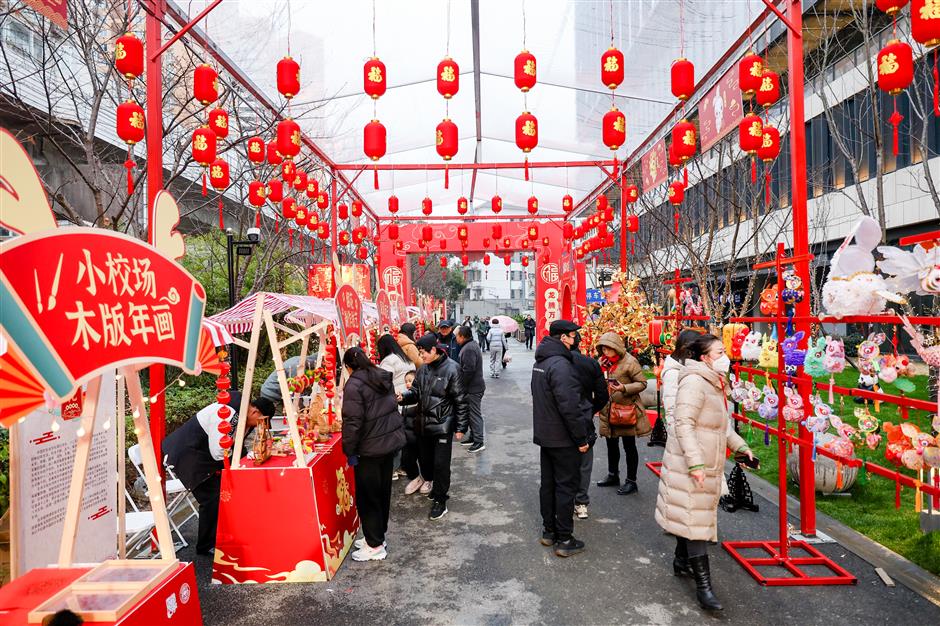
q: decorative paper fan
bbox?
[0,342,48,426]
[196,327,224,376]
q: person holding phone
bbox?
[594,332,650,495]
[653,333,753,612]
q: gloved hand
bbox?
[347,454,359,467]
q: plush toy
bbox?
[742,382,762,413]
[758,331,778,369]
[803,395,833,459]
[740,331,762,361]
[781,330,806,375]
[782,385,805,423]
[854,405,881,451]
[803,336,828,378]
[780,268,804,315]
[856,332,885,395]
[759,285,779,316]
[729,374,750,404]
[757,385,778,421]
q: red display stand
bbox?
[212,433,359,584]
[722,540,856,587]
[0,563,201,625]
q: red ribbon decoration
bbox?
[374,164,379,190]
[889,100,903,157]
[524,156,529,181]
[255,211,261,228]
[124,149,135,196]
[218,198,224,229]
[683,166,688,188]
[765,167,772,208]
[202,171,207,196]
[750,156,757,184]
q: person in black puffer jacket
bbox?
[400,333,468,521]
[342,347,406,562]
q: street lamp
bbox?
[226,227,261,387]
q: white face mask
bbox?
[710,355,731,373]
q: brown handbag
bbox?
[608,402,638,426]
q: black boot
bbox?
[617,479,638,495]
[673,556,692,577]
[689,555,723,611]
[596,474,620,487]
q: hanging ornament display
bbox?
[562,193,573,213]
[491,194,503,214]
[267,140,283,166]
[293,170,308,193]
[277,56,301,99]
[364,119,387,160]
[601,46,625,89]
[514,50,537,91]
[739,52,763,98]
[671,58,694,101]
[602,106,626,151]
[422,197,433,216]
[364,57,387,99]
[208,107,228,139]
[756,70,781,109]
[277,118,301,160]
[457,197,468,214]
[527,196,538,215]
[437,57,459,98]
[247,136,265,163]
[248,180,267,207]
[116,100,144,195]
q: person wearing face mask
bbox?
[654,333,753,612]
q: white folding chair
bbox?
[122,488,156,558]
[127,444,197,549]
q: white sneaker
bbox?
[351,544,387,561]
[354,537,387,550]
[575,504,589,519]
[405,476,425,495]
[419,480,433,495]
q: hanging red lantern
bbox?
[502,237,512,249]
[668,142,682,170]
[562,194,573,213]
[246,136,265,163]
[602,207,614,223]
[490,194,502,214]
[440,256,448,269]
[293,170,307,192]
[364,57,387,99]
[338,203,349,220]
[671,58,694,101]
[248,180,267,207]
[357,246,369,260]
[739,52,763,98]
[387,194,399,214]
[597,195,608,212]
[626,214,639,233]
[521,256,529,267]
[516,112,538,153]
[514,50,537,91]
[338,230,351,246]
[208,108,228,139]
[668,181,685,205]
[317,191,329,210]
[277,56,301,99]
[482,237,491,247]
[418,255,427,267]
[364,119,387,161]
[602,106,626,151]
[388,223,399,240]
[267,140,283,166]
[437,57,459,98]
[277,118,301,160]
[527,196,538,215]
[295,205,308,227]
[624,184,639,203]
[482,254,491,266]
[353,228,366,244]
[671,119,696,162]
[194,64,218,105]
[601,46,625,89]
[351,200,363,217]
[527,225,538,241]
[876,0,909,13]
[458,225,468,241]
[192,126,216,166]
[457,197,468,214]
[756,70,781,108]
[758,126,781,163]
[563,222,573,240]
[503,254,512,266]
[739,113,763,154]
[436,118,458,160]
[492,224,502,240]
[461,254,469,266]
[306,179,319,199]
[877,40,914,95]
[282,197,297,220]
[318,222,330,239]
[422,225,433,242]
[115,33,143,81]
[281,160,297,183]
[439,238,447,250]
[116,100,145,145]
[268,179,283,202]
[914,0,940,47]
[422,197,433,216]
[307,211,319,228]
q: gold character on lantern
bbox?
[211,164,223,179]
[682,129,695,146]
[879,53,899,76]
[212,78,219,91]
[368,66,383,82]
[762,133,773,149]
[760,76,773,91]
[604,55,620,72]
[523,59,536,76]
[522,120,536,136]
[613,116,625,133]
[531,200,538,209]
[668,186,675,198]
[922,0,940,19]
[749,61,763,78]
[194,135,208,151]
[308,182,316,192]
[748,121,762,137]
[115,42,126,60]
[563,198,571,208]
[291,130,301,146]
[215,115,228,129]
[259,187,267,198]
[129,111,144,129]
[249,142,261,154]
[440,65,456,82]
[436,129,443,145]
[630,189,638,200]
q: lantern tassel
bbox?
[890,102,902,157]
[218,198,224,230]
[683,166,688,188]
[934,49,939,117]
[255,211,261,228]
[124,149,135,196]
[750,157,757,184]
[202,171,207,196]
[374,164,379,190]
[765,168,772,208]
[524,157,529,181]
[612,156,619,180]
[630,236,635,256]
[289,228,293,248]
[275,216,280,233]
[445,163,449,189]
[673,211,680,236]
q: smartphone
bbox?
[734,452,760,470]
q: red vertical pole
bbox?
[146,1,166,480]
[786,0,816,536]
[619,174,627,273]
[330,173,338,296]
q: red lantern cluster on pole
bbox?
[514,50,537,91]
[194,64,219,106]
[277,56,300,99]
[192,125,216,197]
[739,53,763,99]
[671,58,694,101]
[601,47,625,89]
[437,57,459,98]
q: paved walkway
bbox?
[187,340,940,625]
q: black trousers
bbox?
[466,392,484,444]
[539,446,581,542]
[419,431,454,503]
[400,437,422,480]
[606,435,638,480]
[191,473,221,554]
[675,536,708,558]
[525,332,534,349]
[478,332,489,351]
[354,453,395,548]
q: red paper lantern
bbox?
[492,224,502,240]
[277,118,301,159]
[318,223,330,239]
[668,181,685,205]
[602,106,626,151]
[602,207,614,223]
[439,238,447,250]
[503,254,512,266]
[351,200,363,217]
[527,224,538,240]
[248,180,266,207]
[115,33,143,81]
[293,170,308,192]
[671,119,696,162]
[282,197,297,220]
[306,179,319,199]
[295,205,308,227]
[457,197,468,214]
[357,246,369,260]
[267,140,282,165]
[338,230,351,246]
[458,225,468,241]
[422,225,433,242]
[514,50,537,92]
[624,184,639,203]
[388,195,399,214]
[418,255,427,266]
[437,57,459,98]
[461,254,469,266]
[483,254,491,266]
[192,126,216,166]
[422,197,433,216]
[116,100,145,145]
[521,256,529,267]
[440,256,448,269]
[739,113,763,154]
[671,58,694,101]
[601,46,625,89]
[317,192,329,210]
[436,118,458,160]
[562,194,573,213]
[277,56,301,99]
[626,214,639,233]
[877,40,914,95]
[913,0,940,46]
[876,0,909,14]
[758,126,781,163]
[491,194,502,214]
[208,108,228,139]
[364,57,387,99]
[364,119,387,161]
[515,112,538,153]
[502,237,512,249]
[527,196,538,215]
[668,142,682,169]
[756,70,781,108]
[353,227,366,244]
[739,52,763,98]
[268,179,283,202]
[247,136,265,163]
[388,223,399,240]
[194,64,219,105]
[563,222,573,240]
[338,203,349,220]
[281,160,297,183]
[307,211,319,228]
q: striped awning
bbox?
[201,318,234,347]
[208,292,379,335]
